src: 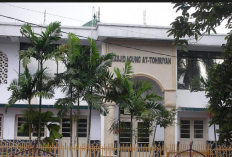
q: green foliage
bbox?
[5,66,50,112]
[120,79,163,116]
[139,105,177,145]
[19,22,62,63]
[190,75,205,92]
[19,21,62,142]
[168,2,232,51]
[54,33,116,116]
[54,33,116,146]
[169,2,232,145]
[18,110,62,146]
[216,123,232,146]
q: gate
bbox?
[173,142,206,157]
[11,140,55,157]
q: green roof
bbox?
[180,107,206,112]
[0,104,89,109]
[82,13,98,27]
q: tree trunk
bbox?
[76,90,80,157]
[86,103,92,157]
[38,61,43,143]
[118,107,121,157]
[70,107,73,157]
[70,86,73,157]
[130,113,133,157]
[152,123,158,157]
[28,99,32,144]
[152,122,157,147]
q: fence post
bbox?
[189,141,193,157]
[33,140,36,157]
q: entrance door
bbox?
[179,119,206,144]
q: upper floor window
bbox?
[0,51,8,84]
[177,50,224,89]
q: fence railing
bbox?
[0,141,232,157]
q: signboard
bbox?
[112,55,171,64]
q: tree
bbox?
[5,66,49,142]
[167,2,232,51]
[106,61,134,148]
[191,62,232,146]
[54,33,83,149]
[81,38,115,147]
[139,106,177,146]
[118,78,162,156]
[168,2,232,145]
[19,22,62,142]
[54,33,116,149]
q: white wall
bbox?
[177,90,209,108]
[207,118,219,141]
[154,125,164,141]
[0,42,22,104]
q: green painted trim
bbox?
[180,107,206,112]
[0,104,89,109]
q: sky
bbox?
[0,2,230,34]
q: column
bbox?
[103,103,115,156]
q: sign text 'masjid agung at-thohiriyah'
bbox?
[112,55,171,64]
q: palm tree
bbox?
[116,78,163,157]
[19,22,62,142]
[5,66,47,142]
[81,38,116,147]
[123,80,163,146]
[106,61,134,149]
[54,33,116,149]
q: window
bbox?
[120,108,130,115]
[78,119,87,137]
[137,122,150,147]
[177,51,223,89]
[180,119,205,144]
[120,122,131,146]
[61,118,87,138]
[0,115,3,138]
[16,116,44,138]
[180,120,190,138]
[61,118,71,137]
[0,51,8,84]
[194,120,203,138]
[17,117,29,137]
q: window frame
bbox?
[15,115,46,139]
[137,122,150,147]
[60,116,87,139]
[119,116,153,147]
[177,50,224,90]
[179,118,206,142]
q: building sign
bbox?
[112,55,171,64]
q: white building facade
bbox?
[0,21,225,148]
